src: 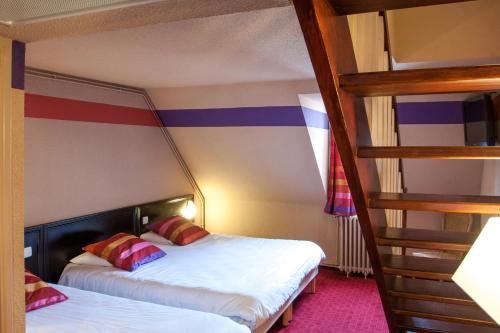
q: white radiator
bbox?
[338,216,373,277]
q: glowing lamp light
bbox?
[181,200,197,220]
[452,217,500,325]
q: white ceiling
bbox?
[26,6,315,89]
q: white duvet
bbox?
[27,284,250,333]
[59,234,325,328]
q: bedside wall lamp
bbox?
[181,200,197,220]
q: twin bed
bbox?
[25,195,325,333]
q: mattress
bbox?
[59,233,325,328]
[26,284,251,333]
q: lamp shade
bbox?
[452,217,500,324]
[181,200,196,220]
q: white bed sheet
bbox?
[59,234,325,328]
[27,284,250,333]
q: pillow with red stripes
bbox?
[25,270,67,312]
[147,215,209,246]
[83,233,165,271]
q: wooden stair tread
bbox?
[358,146,500,159]
[393,299,498,327]
[385,276,473,306]
[376,227,478,251]
[380,254,460,281]
[339,65,500,97]
[369,192,500,214]
[331,0,477,15]
[397,317,500,333]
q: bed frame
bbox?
[24,193,318,332]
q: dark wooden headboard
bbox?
[24,194,194,282]
[24,225,44,277]
[44,206,135,283]
[134,194,194,235]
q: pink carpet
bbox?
[270,268,389,333]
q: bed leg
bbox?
[308,277,317,294]
[282,304,293,326]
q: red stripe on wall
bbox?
[25,93,160,127]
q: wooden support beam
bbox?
[393,299,498,328]
[339,65,500,96]
[397,317,500,333]
[376,227,478,251]
[292,0,395,330]
[358,146,500,159]
[370,192,500,214]
[330,0,478,15]
[385,276,474,306]
[381,254,460,281]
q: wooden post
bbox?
[309,277,317,294]
[282,304,293,326]
[0,37,25,333]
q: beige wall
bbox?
[24,76,192,226]
[149,81,339,265]
[387,0,500,63]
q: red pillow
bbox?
[148,216,209,245]
[83,233,165,271]
[25,270,67,312]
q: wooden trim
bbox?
[292,1,394,331]
[330,0,478,15]
[339,65,500,96]
[0,37,25,333]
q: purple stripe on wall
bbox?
[157,106,329,129]
[11,41,25,90]
[397,101,464,125]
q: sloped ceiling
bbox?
[1,0,291,42]
[387,0,500,63]
[26,6,314,88]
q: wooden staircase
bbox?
[292,1,500,332]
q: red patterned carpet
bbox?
[270,268,389,333]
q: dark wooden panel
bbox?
[381,254,460,281]
[331,0,478,15]
[339,65,500,96]
[358,146,500,159]
[292,0,394,330]
[393,299,498,327]
[134,194,194,235]
[24,225,44,278]
[385,276,473,306]
[370,192,500,214]
[397,317,500,333]
[376,227,478,251]
[44,206,135,283]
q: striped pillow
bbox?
[148,215,209,245]
[83,233,165,271]
[25,270,67,312]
